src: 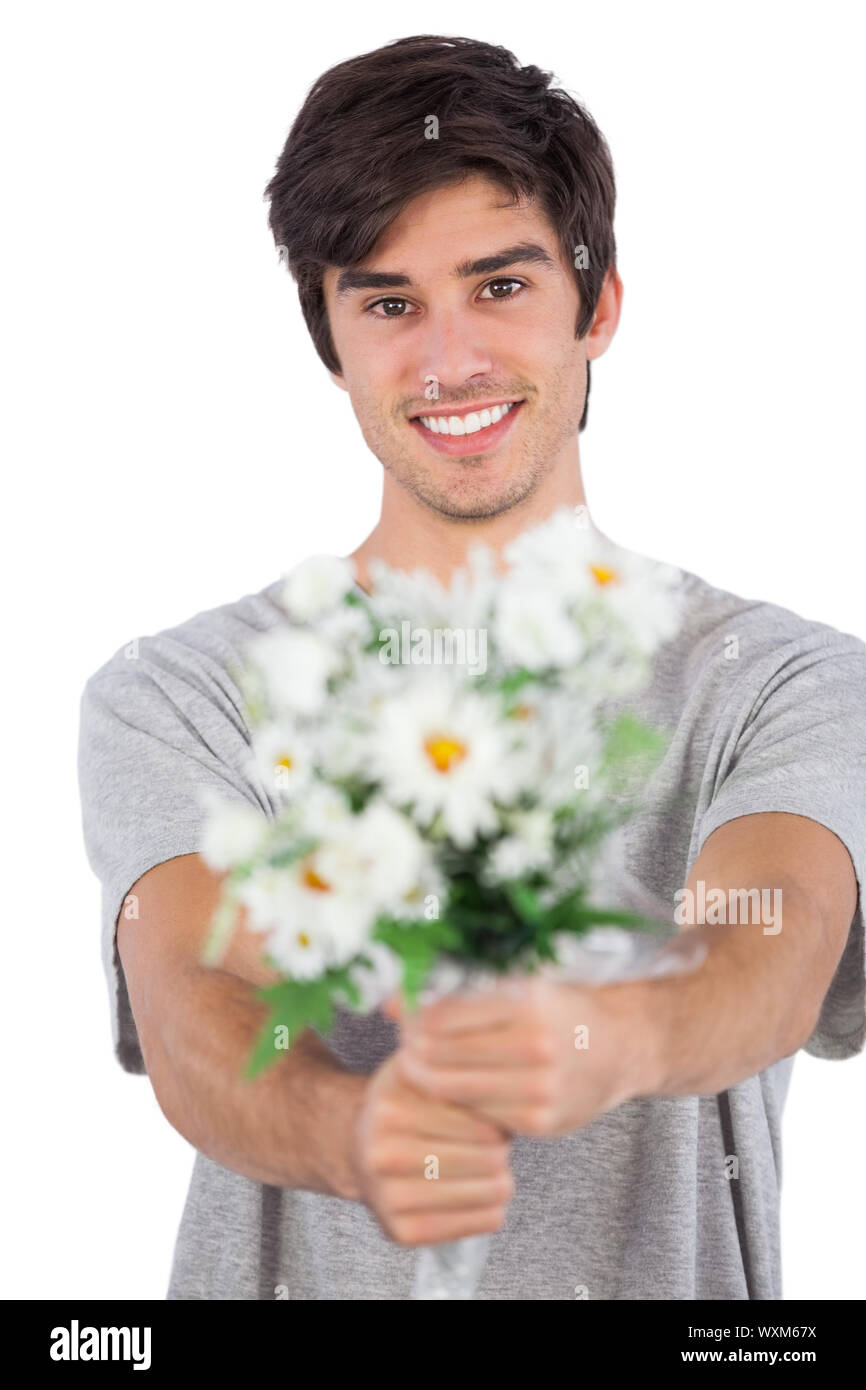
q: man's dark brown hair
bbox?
[264,34,618,431]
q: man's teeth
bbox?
[416,401,518,436]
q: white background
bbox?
[3,0,864,1300]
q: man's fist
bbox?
[387,975,658,1138]
[351,1050,515,1247]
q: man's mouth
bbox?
[408,399,525,457]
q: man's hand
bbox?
[386,976,658,1138]
[351,1051,515,1247]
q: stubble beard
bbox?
[382,429,550,521]
[359,375,585,523]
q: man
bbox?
[77,35,866,1300]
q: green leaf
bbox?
[243,966,360,1079]
[373,916,460,1008]
[503,881,545,926]
[555,901,670,937]
[498,667,538,698]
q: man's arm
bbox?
[642,809,858,1096]
[118,852,516,1245]
[117,852,367,1199]
[392,812,859,1134]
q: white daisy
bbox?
[570,542,685,657]
[298,781,354,838]
[484,807,556,882]
[262,921,331,980]
[248,626,341,716]
[197,790,270,872]
[367,541,497,633]
[494,572,585,670]
[370,676,522,847]
[307,799,432,917]
[237,861,372,975]
[315,598,373,653]
[249,721,312,800]
[281,554,356,622]
[502,506,592,595]
[313,662,403,782]
[504,507,684,658]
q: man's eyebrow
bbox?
[453,242,557,279]
[333,242,558,302]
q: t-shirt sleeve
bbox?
[694,631,866,1060]
[77,640,268,1075]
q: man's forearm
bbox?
[136,964,368,1200]
[617,886,829,1099]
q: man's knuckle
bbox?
[367,1140,404,1174]
[393,1211,432,1246]
[364,1139,392,1171]
[522,1104,553,1134]
[388,1215,416,1247]
[374,1098,405,1130]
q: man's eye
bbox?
[366,278,526,318]
[478,278,525,301]
[368,297,413,318]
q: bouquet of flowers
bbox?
[199,506,704,1298]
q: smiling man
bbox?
[324,202,591,529]
[77,35,866,1300]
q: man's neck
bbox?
[348,456,592,591]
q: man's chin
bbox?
[395,467,543,522]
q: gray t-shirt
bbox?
[76,557,866,1300]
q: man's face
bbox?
[322,173,596,521]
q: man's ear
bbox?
[329,370,349,393]
[586,266,623,363]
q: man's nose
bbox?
[415,309,495,397]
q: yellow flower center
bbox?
[590,563,618,586]
[277,755,293,770]
[297,931,311,948]
[424,733,467,773]
[301,858,331,892]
